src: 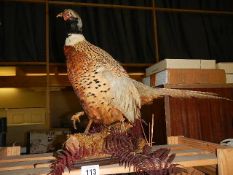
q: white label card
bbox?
[81,165,100,175]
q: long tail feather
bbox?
[132,80,231,105]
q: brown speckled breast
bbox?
[64,45,124,125]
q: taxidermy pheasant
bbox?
[57,9,224,133]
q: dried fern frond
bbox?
[103,128,186,175]
[49,144,90,175]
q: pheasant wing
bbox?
[100,67,141,123]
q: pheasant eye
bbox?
[63,12,72,21]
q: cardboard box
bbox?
[226,74,233,83]
[200,60,216,69]
[150,74,156,87]
[143,75,157,87]
[29,129,70,154]
[146,59,216,76]
[217,62,233,73]
[155,69,226,86]
[142,76,150,86]
[0,146,21,156]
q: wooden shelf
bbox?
[0,64,149,87]
[0,136,232,175]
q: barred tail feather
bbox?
[132,80,230,105]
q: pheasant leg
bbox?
[84,119,93,134]
[120,119,126,132]
[71,111,84,130]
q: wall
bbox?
[0,87,84,146]
[0,88,46,108]
[50,89,82,128]
[0,88,46,146]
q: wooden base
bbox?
[0,136,232,175]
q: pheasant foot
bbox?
[71,111,84,130]
[84,119,93,134]
[120,119,126,132]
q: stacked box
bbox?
[29,129,70,154]
[144,59,226,86]
[217,62,233,83]
[142,76,150,86]
[155,69,225,86]
[0,146,21,157]
[142,74,157,87]
[146,59,216,76]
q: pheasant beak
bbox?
[56,12,63,18]
[56,11,70,21]
[56,12,69,21]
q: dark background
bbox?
[0,0,233,63]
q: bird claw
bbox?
[84,119,93,134]
[71,111,84,130]
[120,119,126,132]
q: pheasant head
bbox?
[57,9,83,34]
